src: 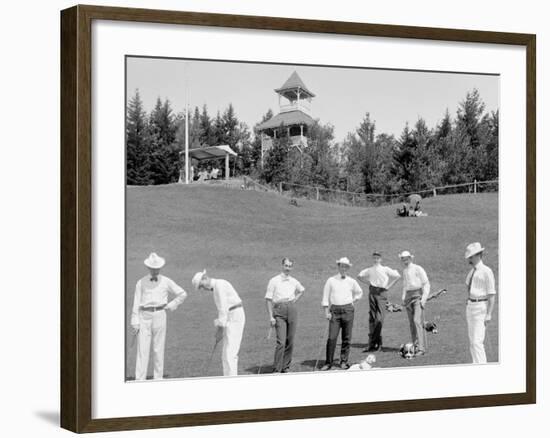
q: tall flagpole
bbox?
[185,63,190,184]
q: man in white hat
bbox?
[130,252,187,380]
[320,257,363,370]
[464,242,497,364]
[192,270,245,376]
[399,250,430,356]
[265,257,305,373]
[358,251,401,352]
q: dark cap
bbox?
[372,251,382,257]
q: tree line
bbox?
[126,91,257,185]
[126,88,498,194]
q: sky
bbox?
[126,56,499,143]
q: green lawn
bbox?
[125,183,499,379]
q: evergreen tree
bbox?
[392,123,416,192]
[483,110,499,180]
[222,103,239,148]
[147,98,179,184]
[199,104,212,145]
[436,109,452,140]
[126,89,151,185]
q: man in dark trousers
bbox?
[321,257,363,370]
[358,251,401,351]
[265,258,305,373]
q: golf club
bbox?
[314,322,331,371]
[257,324,275,375]
[204,337,221,376]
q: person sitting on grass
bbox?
[396,203,408,217]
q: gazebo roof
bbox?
[256,110,315,131]
[275,71,315,99]
[180,145,237,161]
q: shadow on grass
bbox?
[299,359,325,371]
[126,373,171,381]
[350,342,369,349]
[244,364,274,374]
[380,346,401,353]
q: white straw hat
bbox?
[336,257,352,266]
[465,242,485,259]
[398,250,414,259]
[144,252,165,269]
[192,270,206,290]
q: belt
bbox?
[229,302,243,311]
[140,305,166,312]
[468,297,488,303]
[273,299,294,305]
[330,303,354,309]
[405,289,422,299]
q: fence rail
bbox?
[276,179,498,208]
[242,176,274,192]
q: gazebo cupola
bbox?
[257,71,316,163]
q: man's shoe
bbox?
[281,368,290,373]
[363,344,380,352]
[320,363,332,371]
[339,361,350,370]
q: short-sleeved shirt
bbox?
[322,275,363,307]
[358,264,401,288]
[465,261,496,299]
[212,279,243,327]
[131,275,187,326]
[265,273,305,303]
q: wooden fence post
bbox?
[279,182,283,194]
[433,187,437,197]
[474,179,477,194]
[316,187,320,201]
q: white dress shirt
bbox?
[465,260,496,298]
[358,264,401,288]
[131,275,187,326]
[212,279,243,327]
[401,263,430,301]
[322,275,363,307]
[265,273,305,302]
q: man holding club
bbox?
[464,242,497,364]
[358,251,401,352]
[131,252,187,380]
[192,270,245,376]
[321,257,363,370]
[399,250,430,357]
[265,258,306,373]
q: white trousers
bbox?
[466,302,487,364]
[135,310,166,380]
[221,307,245,376]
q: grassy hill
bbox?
[125,184,499,379]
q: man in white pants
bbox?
[464,242,497,364]
[192,270,245,376]
[131,253,187,380]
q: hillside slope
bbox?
[126,185,499,378]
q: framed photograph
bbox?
[60,4,536,433]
